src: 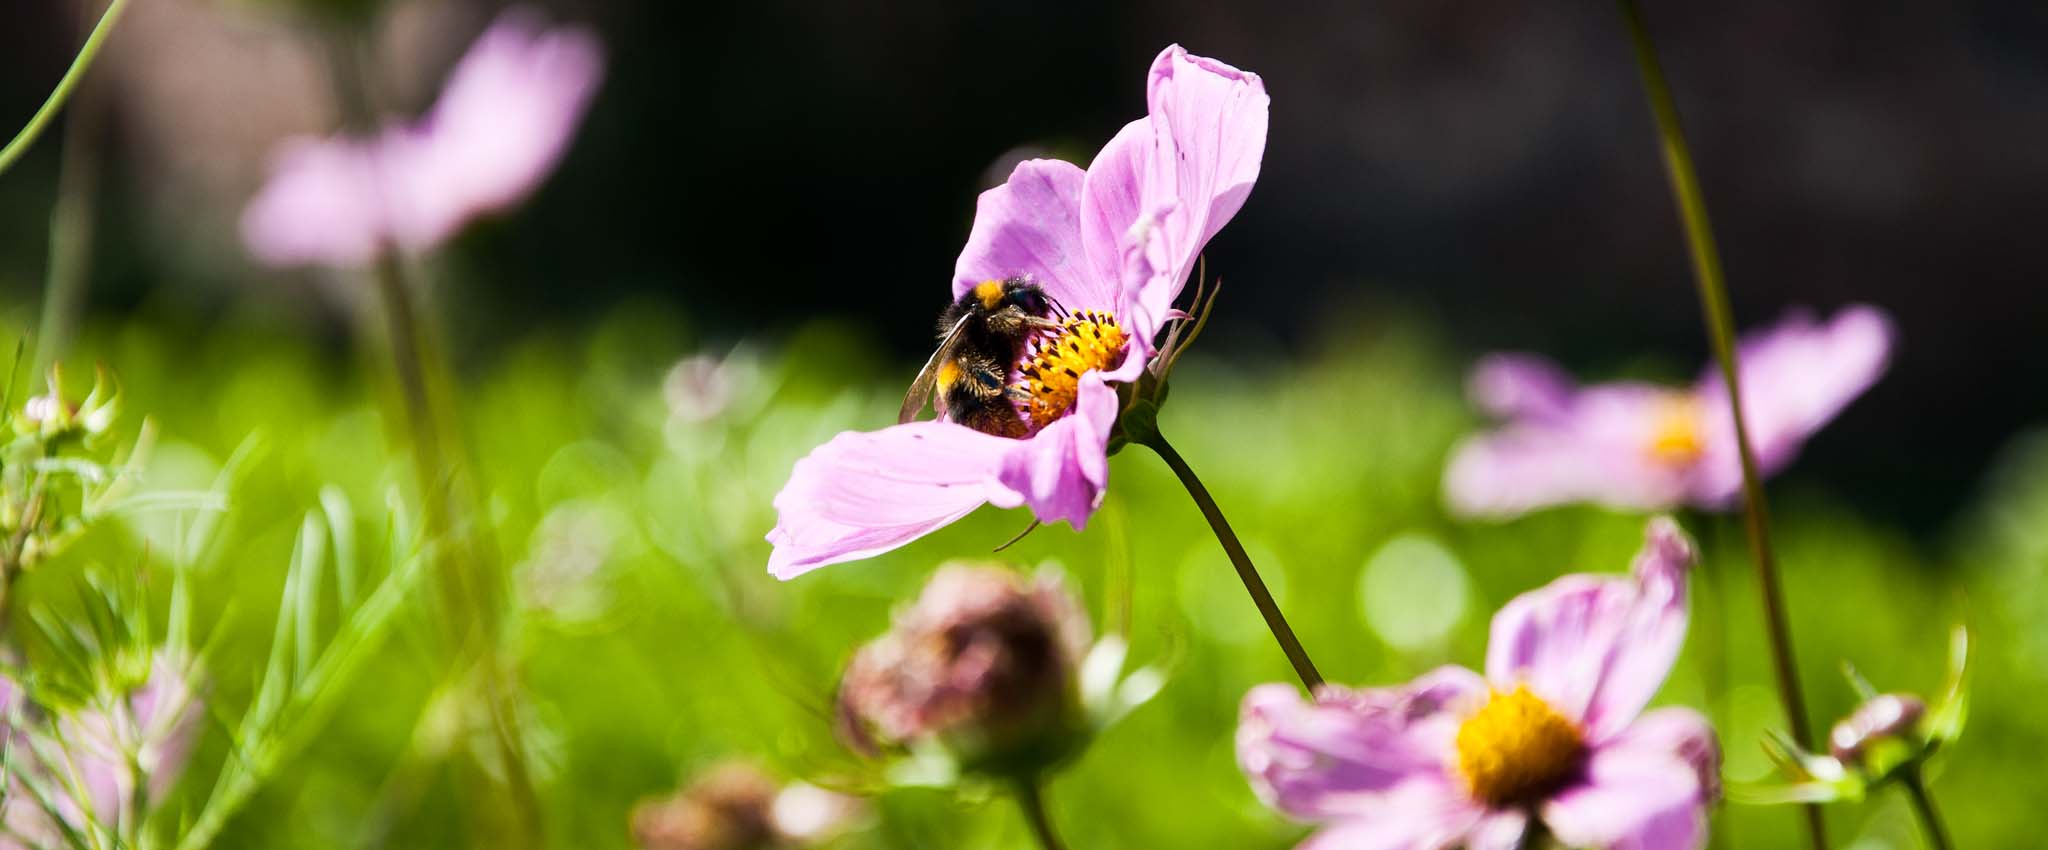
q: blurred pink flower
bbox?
[241,9,604,267]
[765,45,1267,579]
[1445,304,1893,517]
[1,656,202,848]
[1238,519,1719,850]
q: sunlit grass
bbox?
[0,302,2014,848]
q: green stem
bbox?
[1900,769,1954,850]
[1694,517,1732,850]
[322,27,542,848]
[370,255,449,513]
[0,0,129,179]
[35,0,111,371]
[1137,428,1322,691]
[1615,3,1826,848]
[1015,778,1068,850]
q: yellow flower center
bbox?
[1018,311,1128,425]
[1454,686,1586,807]
[1645,395,1706,468]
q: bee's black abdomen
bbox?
[919,277,1060,439]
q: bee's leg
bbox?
[967,357,1010,399]
[1004,384,1034,403]
[1021,316,1065,332]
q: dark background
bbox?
[4,0,2046,533]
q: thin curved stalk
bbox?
[321,27,543,848]
[35,0,111,370]
[1138,432,1322,691]
[1614,2,1826,847]
[0,0,130,178]
[1015,778,1068,850]
[1900,769,1954,850]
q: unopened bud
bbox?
[631,763,780,850]
[1829,693,1926,765]
[836,565,1090,776]
[21,395,71,425]
[630,762,861,850]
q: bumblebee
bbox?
[899,277,1062,437]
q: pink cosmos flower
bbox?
[1237,519,1720,850]
[766,45,1267,579]
[242,8,604,267]
[1445,304,1893,517]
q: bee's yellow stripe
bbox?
[974,279,1005,310]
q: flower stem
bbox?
[1136,427,1322,691]
[0,0,128,179]
[1015,778,1069,850]
[1900,768,1954,850]
[323,28,543,848]
[1614,3,1826,847]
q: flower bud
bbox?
[1829,692,1926,766]
[630,762,861,850]
[835,565,1090,777]
[631,762,781,850]
[21,394,74,426]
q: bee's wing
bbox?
[899,314,975,424]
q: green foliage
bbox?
[2,305,2024,849]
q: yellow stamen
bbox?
[1646,394,1706,467]
[1454,686,1585,806]
[1018,311,1128,425]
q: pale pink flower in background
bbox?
[1445,304,1893,518]
[241,8,604,267]
[1237,519,1719,850]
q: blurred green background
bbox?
[8,300,2032,848]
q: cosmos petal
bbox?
[997,374,1117,529]
[397,10,605,250]
[1541,744,1707,850]
[1465,811,1530,850]
[1608,707,1722,804]
[1485,518,1695,739]
[1131,44,1269,330]
[241,138,389,268]
[1079,117,1154,317]
[1442,425,1603,519]
[766,422,1023,579]
[1444,384,1698,518]
[241,10,603,268]
[1689,304,1894,505]
[1236,667,1485,820]
[1291,786,1483,850]
[953,159,1111,313]
[1468,353,1578,422]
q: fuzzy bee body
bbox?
[900,277,1061,437]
